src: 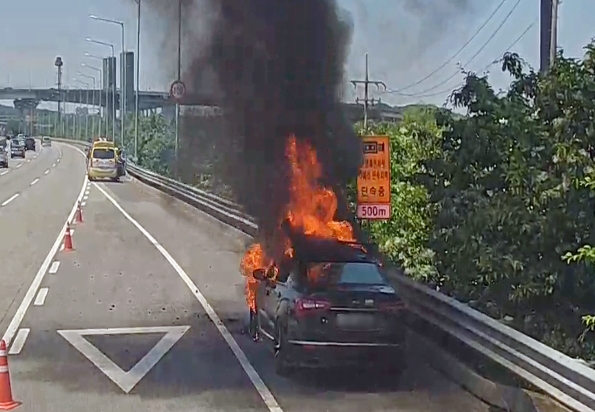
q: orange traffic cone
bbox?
[63,224,74,251]
[0,340,21,410]
[75,202,83,224]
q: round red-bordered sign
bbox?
[170,80,186,101]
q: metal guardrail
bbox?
[54,137,595,412]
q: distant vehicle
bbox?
[0,147,8,168]
[24,136,35,151]
[88,141,118,181]
[254,239,406,376]
[41,137,51,147]
[10,139,25,158]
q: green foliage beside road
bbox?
[361,42,595,358]
[123,114,175,176]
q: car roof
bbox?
[92,142,115,149]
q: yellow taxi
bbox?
[88,140,119,181]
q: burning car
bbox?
[252,238,406,376]
[241,136,404,376]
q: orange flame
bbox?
[240,135,356,307]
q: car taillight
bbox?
[295,298,331,317]
[378,301,405,313]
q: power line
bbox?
[391,0,525,97]
[402,20,536,100]
[394,0,509,93]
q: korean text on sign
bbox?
[356,135,391,219]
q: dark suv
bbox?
[24,137,35,151]
[254,240,406,376]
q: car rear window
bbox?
[92,148,115,159]
[307,262,386,287]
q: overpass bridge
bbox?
[0,87,403,124]
[0,87,216,112]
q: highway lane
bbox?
[0,142,55,201]
[97,178,490,412]
[0,142,86,341]
[8,177,272,411]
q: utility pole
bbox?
[539,0,559,73]
[350,53,386,130]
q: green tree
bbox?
[124,113,174,176]
[416,44,595,357]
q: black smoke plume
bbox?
[138,0,364,260]
[204,0,363,259]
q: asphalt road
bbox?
[4,143,490,412]
[0,141,85,337]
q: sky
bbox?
[0,0,593,110]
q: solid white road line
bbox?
[30,178,39,186]
[1,174,88,347]
[49,261,60,274]
[8,329,30,355]
[94,183,284,412]
[34,288,49,306]
[1,193,19,207]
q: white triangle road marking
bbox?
[57,325,190,393]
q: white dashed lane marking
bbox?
[30,178,39,186]
[16,163,22,168]
[44,169,49,175]
[1,193,19,207]
[0,170,8,176]
[49,261,60,274]
[34,288,49,306]
[8,328,30,355]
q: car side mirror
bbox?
[252,269,266,281]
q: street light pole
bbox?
[90,15,126,147]
[86,38,116,143]
[79,72,96,139]
[135,0,141,161]
[83,57,106,137]
[175,0,181,178]
[76,75,92,140]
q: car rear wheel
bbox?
[274,322,293,376]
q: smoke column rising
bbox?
[137,0,363,259]
[204,0,362,257]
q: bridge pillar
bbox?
[13,99,40,136]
